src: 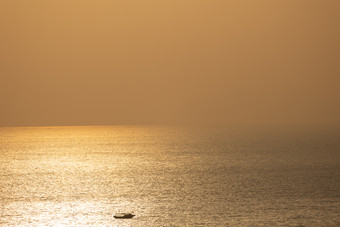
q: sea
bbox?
[0,126,339,226]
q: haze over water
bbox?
[1,126,339,226]
[1,1,340,225]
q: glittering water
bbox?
[1,126,340,226]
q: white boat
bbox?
[114,213,135,219]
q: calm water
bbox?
[1,126,339,226]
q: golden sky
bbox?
[1,1,339,126]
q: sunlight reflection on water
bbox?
[1,126,340,226]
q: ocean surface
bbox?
[0,126,339,226]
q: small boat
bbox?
[114,213,135,219]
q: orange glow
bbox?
[1,1,339,126]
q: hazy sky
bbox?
[1,1,339,126]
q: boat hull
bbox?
[114,213,135,219]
